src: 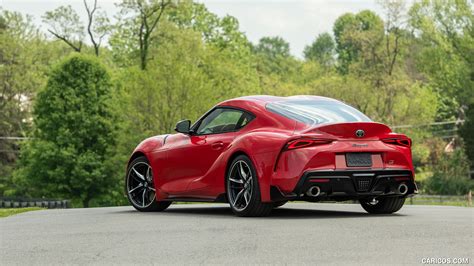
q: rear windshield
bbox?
[266,99,371,125]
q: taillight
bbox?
[285,138,333,150]
[382,138,411,148]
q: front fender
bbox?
[128,135,169,164]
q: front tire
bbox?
[360,197,405,214]
[226,155,273,217]
[126,156,171,212]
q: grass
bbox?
[406,200,472,207]
[0,207,44,218]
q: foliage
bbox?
[13,55,117,207]
[168,1,253,60]
[303,32,335,67]
[254,36,291,59]
[423,150,473,195]
[409,0,474,115]
[0,10,71,196]
[333,10,384,74]
[408,0,473,167]
[460,103,474,166]
[119,29,259,132]
[253,36,303,81]
[43,5,85,52]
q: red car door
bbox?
[160,108,246,196]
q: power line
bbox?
[440,135,457,139]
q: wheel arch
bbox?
[224,149,274,202]
[225,150,250,178]
[224,131,290,203]
[127,151,148,167]
[127,135,168,167]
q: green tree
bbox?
[333,10,384,73]
[409,0,473,167]
[409,0,474,117]
[118,26,259,137]
[14,55,117,207]
[254,36,291,58]
[423,149,473,195]
[303,32,335,67]
[168,2,252,60]
[253,36,301,79]
[0,10,60,196]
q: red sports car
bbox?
[125,95,418,216]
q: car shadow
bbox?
[118,204,406,219]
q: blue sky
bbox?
[2,0,388,57]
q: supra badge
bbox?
[352,143,368,147]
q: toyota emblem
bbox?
[355,129,365,138]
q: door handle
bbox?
[211,141,224,150]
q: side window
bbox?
[196,108,248,135]
[236,111,253,129]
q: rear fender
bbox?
[228,131,289,202]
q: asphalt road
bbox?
[1,203,473,265]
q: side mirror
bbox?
[175,120,191,134]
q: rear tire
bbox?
[126,156,171,212]
[226,155,273,217]
[360,197,405,214]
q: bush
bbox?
[460,103,474,167]
[423,149,474,195]
[14,55,119,207]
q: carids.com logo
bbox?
[421,257,470,264]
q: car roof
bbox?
[218,95,339,109]
[216,95,346,129]
[238,95,336,102]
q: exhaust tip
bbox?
[306,186,321,197]
[398,183,408,195]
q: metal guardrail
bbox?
[407,192,472,206]
[0,197,71,209]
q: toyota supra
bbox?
[125,95,417,216]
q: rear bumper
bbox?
[271,168,418,202]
